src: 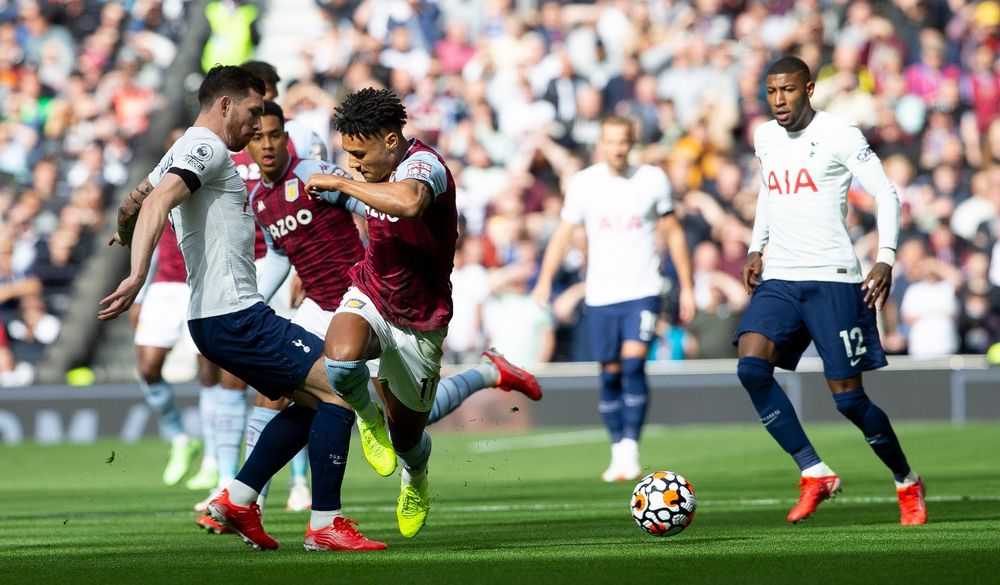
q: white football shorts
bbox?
[334,286,445,412]
[134,282,191,349]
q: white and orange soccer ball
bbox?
[630,471,697,537]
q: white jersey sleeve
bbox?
[149,138,229,190]
[560,173,585,224]
[833,125,900,254]
[398,151,448,197]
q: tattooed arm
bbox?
[110,178,155,247]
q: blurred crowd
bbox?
[3,0,1000,384]
[0,0,189,385]
[280,0,999,364]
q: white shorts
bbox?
[335,286,446,412]
[134,282,190,349]
[292,296,379,377]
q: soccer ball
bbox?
[630,471,696,537]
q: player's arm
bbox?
[317,190,368,217]
[658,213,695,324]
[306,174,431,219]
[99,174,191,320]
[531,220,576,306]
[110,177,155,246]
[742,183,769,294]
[256,227,291,304]
[841,129,900,310]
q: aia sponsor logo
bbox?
[767,168,818,195]
[598,216,644,231]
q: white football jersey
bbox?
[148,126,262,319]
[562,163,672,306]
[750,111,900,283]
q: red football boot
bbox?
[207,489,278,550]
[787,475,841,523]
[303,517,388,551]
[196,514,230,534]
[897,477,927,525]
[481,349,542,401]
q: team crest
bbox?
[406,161,433,179]
[345,299,366,310]
[257,199,265,212]
[285,179,299,203]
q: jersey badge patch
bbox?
[192,143,214,161]
[406,160,433,180]
[257,199,265,212]
[856,147,874,162]
[285,179,299,203]
[344,299,366,310]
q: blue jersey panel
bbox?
[188,302,323,399]
[586,295,661,362]
[734,280,887,379]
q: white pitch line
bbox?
[469,426,669,453]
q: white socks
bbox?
[227,479,259,507]
[213,388,247,483]
[895,471,920,489]
[309,509,343,530]
[801,461,836,478]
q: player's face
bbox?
[599,122,633,173]
[247,114,289,179]
[224,91,264,151]
[341,131,399,183]
[765,72,814,131]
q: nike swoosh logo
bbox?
[850,358,861,366]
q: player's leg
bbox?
[615,296,661,481]
[215,369,248,492]
[425,349,541,425]
[586,302,629,481]
[806,282,925,525]
[192,303,382,550]
[735,281,838,522]
[134,284,199,486]
[324,310,396,476]
[187,357,221,490]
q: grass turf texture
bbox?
[2,421,999,585]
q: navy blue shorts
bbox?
[733,280,888,380]
[188,302,324,400]
[586,296,661,363]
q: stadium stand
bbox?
[2,0,998,384]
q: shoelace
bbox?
[333,517,363,538]
[400,487,425,516]
[899,486,924,514]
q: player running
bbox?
[100,65,385,551]
[736,56,926,525]
[532,116,695,483]
[305,88,460,538]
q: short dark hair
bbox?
[765,56,812,80]
[262,100,285,125]
[332,88,407,139]
[198,65,266,109]
[241,60,280,89]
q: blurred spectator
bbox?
[445,237,491,364]
[900,258,962,357]
[958,251,1000,353]
[6,294,60,364]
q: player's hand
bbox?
[862,262,893,310]
[304,174,339,199]
[98,274,144,321]
[531,281,551,307]
[678,287,696,325]
[108,232,126,247]
[741,252,763,295]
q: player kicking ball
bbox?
[100,66,386,551]
[192,100,542,538]
[736,56,926,525]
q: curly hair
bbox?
[332,87,407,138]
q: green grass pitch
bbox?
[3,421,999,584]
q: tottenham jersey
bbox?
[562,163,673,306]
[751,111,900,283]
[148,126,262,319]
